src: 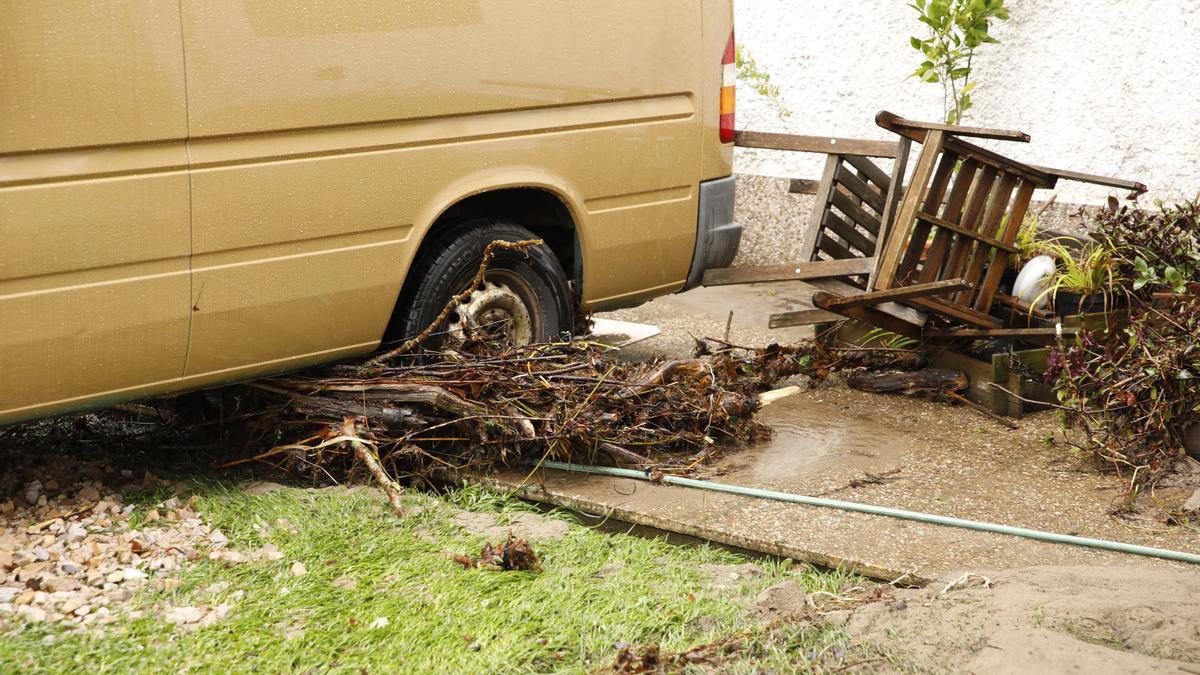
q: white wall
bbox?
[734,0,1200,206]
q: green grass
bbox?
[0,481,881,674]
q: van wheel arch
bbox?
[384,188,581,345]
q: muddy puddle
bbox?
[714,396,911,483]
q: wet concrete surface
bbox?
[494,285,1200,581]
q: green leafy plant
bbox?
[1132,257,1189,293]
[861,327,920,350]
[1012,213,1047,266]
[736,45,791,120]
[908,0,1010,124]
[1048,295,1200,493]
[1096,197,1200,295]
[1032,238,1120,311]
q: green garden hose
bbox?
[537,460,1200,566]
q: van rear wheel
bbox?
[394,220,573,347]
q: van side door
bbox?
[176,1,408,384]
[0,2,192,424]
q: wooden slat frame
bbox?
[797,154,841,263]
[913,211,1019,254]
[939,166,998,290]
[830,189,882,238]
[870,137,912,290]
[894,146,958,283]
[917,158,979,283]
[954,173,1019,305]
[823,210,876,256]
[874,130,946,289]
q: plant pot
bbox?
[1053,292,1109,316]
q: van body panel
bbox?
[177,1,704,373]
[0,1,192,421]
[0,1,188,153]
[700,0,736,180]
[0,0,738,425]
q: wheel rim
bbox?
[445,270,538,344]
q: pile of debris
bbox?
[218,336,820,494]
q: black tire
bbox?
[391,219,573,346]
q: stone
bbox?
[155,578,182,592]
[165,606,204,624]
[122,568,147,581]
[16,605,46,622]
[290,562,307,577]
[77,485,101,502]
[64,525,88,544]
[60,596,85,615]
[24,481,41,505]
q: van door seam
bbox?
[176,0,197,378]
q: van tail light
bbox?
[719,30,736,143]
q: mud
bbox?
[698,562,763,590]
[849,565,1200,673]
[723,405,910,483]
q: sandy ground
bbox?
[512,283,1200,673]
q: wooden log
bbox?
[599,442,654,466]
[848,368,968,395]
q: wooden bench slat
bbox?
[913,210,1019,254]
[815,278,969,310]
[734,130,898,158]
[823,211,876,256]
[702,258,875,286]
[836,166,887,214]
[842,154,892,190]
[830,189,882,237]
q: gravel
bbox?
[0,447,287,631]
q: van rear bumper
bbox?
[682,175,740,291]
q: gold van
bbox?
[0,1,738,426]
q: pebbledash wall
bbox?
[731,0,1200,266]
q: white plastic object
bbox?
[1012,254,1056,309]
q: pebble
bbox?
[165,606,204,624]
[290,562,307,577]
[16,605,46,622]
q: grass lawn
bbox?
[0,480,891,673]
